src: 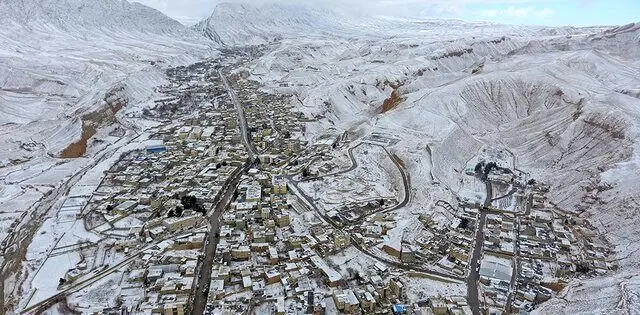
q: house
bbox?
[276,297,286,315]
[383,236,402,259]
[389,278,404,299]
[245,184,262,203]
[231,246,251,260]
[430,298,448,315]
[162,215,203,233]
[310,255,342,286]
[268,247,279,264]
[272,175,288,194]
[333,289,360,313]
[276,213,290,227]
[114,200,138,215]
[355,289,376,312]
[265,269,281,284]
[147,144,167,154]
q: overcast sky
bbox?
[134,0,640,27]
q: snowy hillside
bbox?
[0,0,213,160]
[0,1,213,301]
[209,3,640,313]
[2,0,639,313]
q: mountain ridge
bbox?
[0,0,196,36]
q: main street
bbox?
[191,166,246,315]
[218,69,258,159]
[192,69,255,315]
[467,180,492,315]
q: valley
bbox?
[1,1,640,315]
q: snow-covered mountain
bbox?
[0,0,213,161]
[193,2,365,45]
[196,3,640,313]
[194,2,609,46]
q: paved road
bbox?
[289,177,462,283]
[297,143,361,182]
[192,69,255,315]
[291,142,411,223]
[191,166,246,315]
[504,189,532,312]
[505,223,521,313]
[218,70,258,159]
[1,132,137,314]
[467,180,492,315]
[350,145,411,223]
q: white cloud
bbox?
[504,6,533,18]
[474,5,555,19]
[534,7,555,18]
[477,9,497,18]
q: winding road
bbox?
[287,141,469,284]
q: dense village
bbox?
[15,48,619,315]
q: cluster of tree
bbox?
[167,206,183,218]
[474,162,483,174]
[459,217,470,229]
[475,161,498,180]
[181,195,198,209]
[345,267,362,281]
[165,195,206,218]
[484,162,497,178]
[181,195,206,214]
[575,262,591,274]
